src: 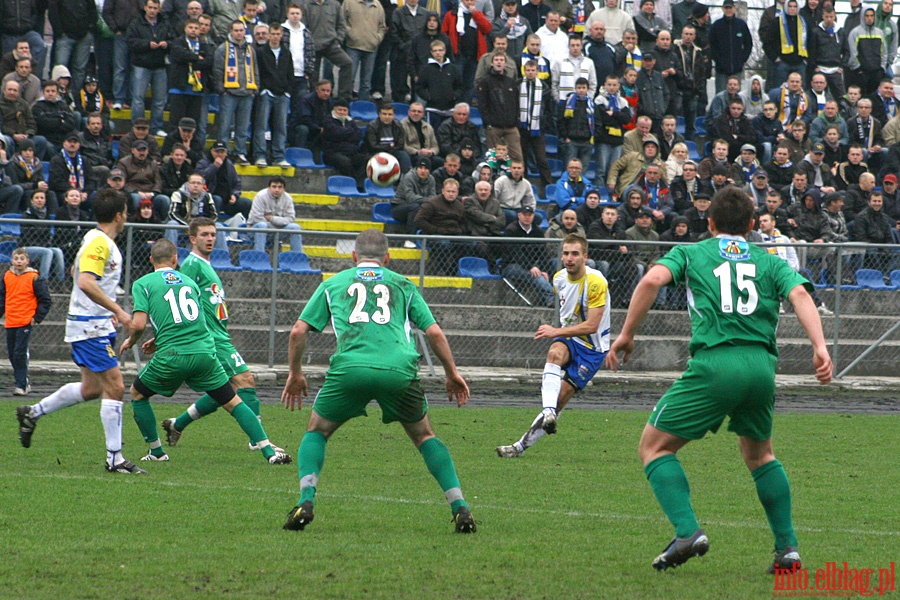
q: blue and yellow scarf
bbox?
[224,39,257,90]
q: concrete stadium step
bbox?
[240,169,333,194]
[240,190,384,222]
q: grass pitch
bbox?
[1,400,897,599]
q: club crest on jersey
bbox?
[162,271,183,285]
[718,238,750,261]
[356,267,383,281]
[207,283,228,320]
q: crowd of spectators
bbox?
[0,0,899,297]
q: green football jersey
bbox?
[299,264,437,375]
[656,236,810,357]
[132,268,214,355]
[179,252,231,345]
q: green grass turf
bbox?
[1,400,897,599]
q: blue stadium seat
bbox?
[372,202,400,224]
[0,213,22,237]
[686,140,702,161]
[585,161,597,181]
[327,175,367,197]
[210,248,241,272]
[364,179,396,198]
[0,240,17,262]
[43,162,50,180]
[535,208,549,230]
[534,184,550,206]
[239,250,273,273]
[890,270,900,288]
[695,116,707,136]
[676,116,685,134]
[285,147,326,169]
[278,251,322,275]
[468,106,483,127]
[544,134,559,156]
[544,183,557,202]
[548,159,563,179]
[391,102,410,118]
[350,100,377,122]
[819,268,860,289]
[855,269,896,290]
[458,256,500,279]
[111,140,120,161]
[177,247,189,264]
[597,187,613,203]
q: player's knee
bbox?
[104,380,125,400]
[209,383,238,406]
[232,371,255,389]
[546,344,568,365]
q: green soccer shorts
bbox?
[137,352,231,398]
[648,345,778,442]
[215,341,250,379]
[312,367,428,424]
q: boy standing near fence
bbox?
[0,248,52,395]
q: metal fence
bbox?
[4,219,900,378]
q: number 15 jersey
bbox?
[299,263,437,376]
[655,235,809,358]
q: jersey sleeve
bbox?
[79,235,110,279]
[299,283,331,332]
[407,287,437,331]
[586,272,607,309]
[131,279,149,314]
[655,244,687,284]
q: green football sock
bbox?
[419,437,467,513]
[229,401,274,459]
[237,388,260,416]
[132,399,164,456]
[298,431,328,505]
[174,394,219,431]
[752,459,798,551]
[644,454,701,538]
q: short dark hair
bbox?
[575,77,589,87]
[189,216,217,237]
[93,188,128,223]
[171,142,188,154]
[709,187,755,235]
[269,176,286,186]
[41,79,57,90]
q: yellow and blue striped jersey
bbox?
[552,266,610,352]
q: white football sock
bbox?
[34,383,84,418]
[541,363,563,410]
[101,399,124,465]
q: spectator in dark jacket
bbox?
[20,190,65,282]
[293,79,336,153]
[47,133,97,205]
[476,52,522,161]
[391,0,431,101]
[0,2,47,76]
[789,187,833,242]
[408,14,452,99]
[414,178,469,274]
[32,80,79,151]
[751,100,786,163]
[161,118,205,165]
[6,138,53,211]
[253,22,296,167]
[635,52,668,132]
[708,0,753,92]
[54,187,93,267]
[196,141,250,218]
[80,113,114,177]
[392,158,436,233]
[167,17,214,131]
[159,143,194,196]
[437,103,483,157]
[417,40,463,112]
[365,104,411,172]
[120,117,163,163]
[321,100,367,185]
[103,0,144,108]
[501,205,555,306]
[126,0,176,135]
[853,190,900,269]
[710,99,758,161]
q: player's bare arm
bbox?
[78,271,132,330]
[788,284,834,384]
[535,305,604,340]
[606,264,674,371]
[282,319,310,411]
[118,311,148,354]
[425,323,470,407]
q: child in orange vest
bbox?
[0,248,52,395]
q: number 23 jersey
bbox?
[656,235,810,357]
[299,263,437,375]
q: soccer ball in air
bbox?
[367,152,401,187]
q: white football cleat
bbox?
[249,441,285,453]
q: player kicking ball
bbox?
[606,188,832,573]
[496,234,610,458]
[280,229,475,533]
[119,239,291,465]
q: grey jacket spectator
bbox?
[401,116,440,156]
[392,2,432,56]
[208,0,243,41]
[247,187,296,227]
[301,0,347,49]
[213,34,259,96]
[393,169,436,206]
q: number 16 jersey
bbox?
[132,268,213,355]
[299,263,437,376]
[655,235,809,358]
